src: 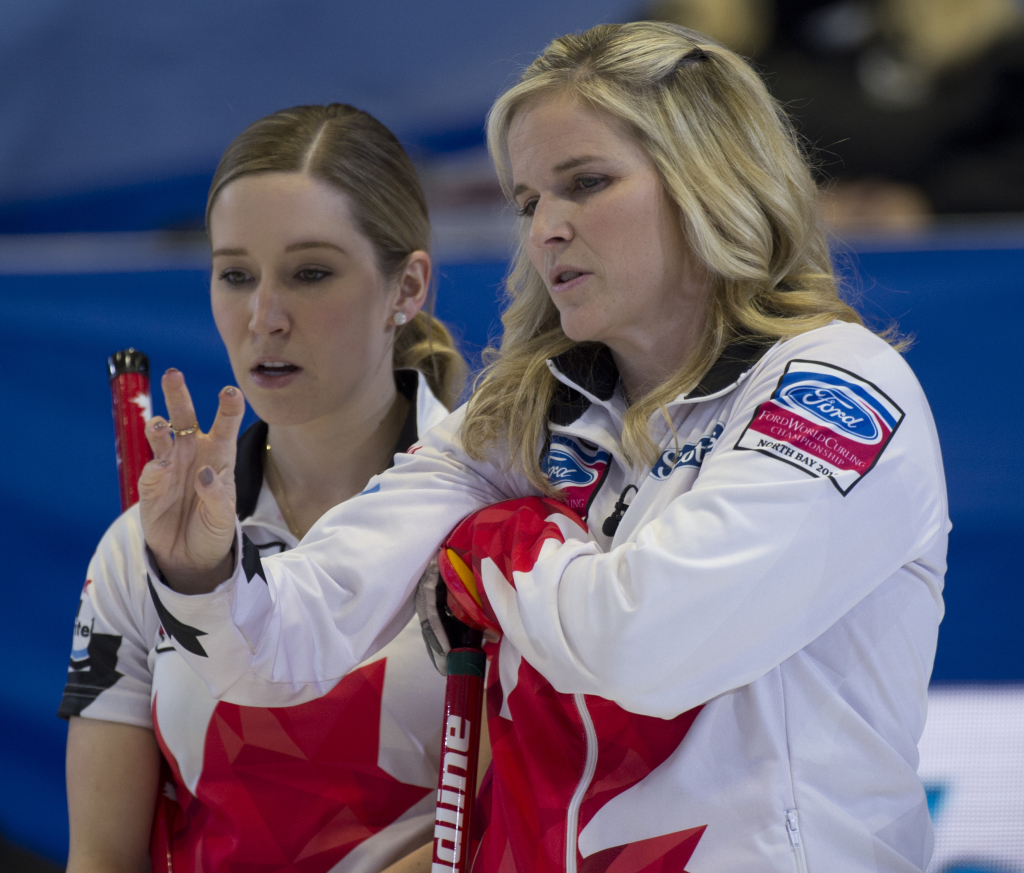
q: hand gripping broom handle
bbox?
[108,348,154,512]
[430,495,581,871]
[431,622,486,873]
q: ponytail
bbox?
[394,311,467,411]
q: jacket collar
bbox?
[547,335,773,426]
[547,343,618,426]
[233,369,421,520]
[684,334,776,400]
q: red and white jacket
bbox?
[61,370,449,873]
[150,323,949,872]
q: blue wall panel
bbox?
[838,247,1024,682]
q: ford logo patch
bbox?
[543,436,606,488]
[778,382,879,440]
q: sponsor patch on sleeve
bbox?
[542,434,610,515]
[735,359,904,495]
[57,581,125,718]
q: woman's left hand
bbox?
[138,369,246,593]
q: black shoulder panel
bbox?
[58,632,124,719]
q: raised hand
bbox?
[138,369,246,594]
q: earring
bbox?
[393,312,408,326]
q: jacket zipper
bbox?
[566,693,598,873]
[785,808,808,873]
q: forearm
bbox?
[150,432,516,706]
[66,717,160,873]
[486,471,939,717]
[156,548,235,595]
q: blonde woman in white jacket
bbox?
[135,25,948,873]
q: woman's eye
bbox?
[573,174,607,193]
[296,268,331,283]
[219,269,251,286]
[516,199,538,218]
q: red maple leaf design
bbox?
[152,659,430,872]
[579,826,707,873]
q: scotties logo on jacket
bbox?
[736,359,904,495]
[650,422,724,480]
[542,435,610,514]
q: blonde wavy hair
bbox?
[207,104,467,409]
[460,21,862,490]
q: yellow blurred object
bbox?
[446,548,481,604]
[884,0,1023,72]
[644,0,774,57]
[818,179,932,233]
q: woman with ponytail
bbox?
[62,104,465,873]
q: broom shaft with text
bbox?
[108,348,154,511]
[432,640,485,873]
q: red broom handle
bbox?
[108,348,153,512]
[108,349,179,868]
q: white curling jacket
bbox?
[63,370,450,873]
[149,322,949,872]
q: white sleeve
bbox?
[483,330,949,718]
[59,507,155,728]
[146,408,521,706]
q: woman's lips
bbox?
[550,271,591,293]
[249,362,303,389]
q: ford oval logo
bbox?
[778,383,879,440]
[542,436,607,488]
[543,446,599,486]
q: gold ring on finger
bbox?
[170,422,200,437]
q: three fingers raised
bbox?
[145,372,245,449]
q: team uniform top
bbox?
[60,370,449,873]
[148,323,949,873]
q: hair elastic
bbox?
[669,47,710,75]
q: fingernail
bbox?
[198,467,214,487]
[224,386,237,396]
[165,367,179,375]
[153,420,167,430]
[159,459,170,467]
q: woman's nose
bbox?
[248,282,290,336]
[528,196,573,250]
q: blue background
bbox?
[0,0,638,231]
[2,243,1022,862]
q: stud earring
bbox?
[393,312,408,326]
